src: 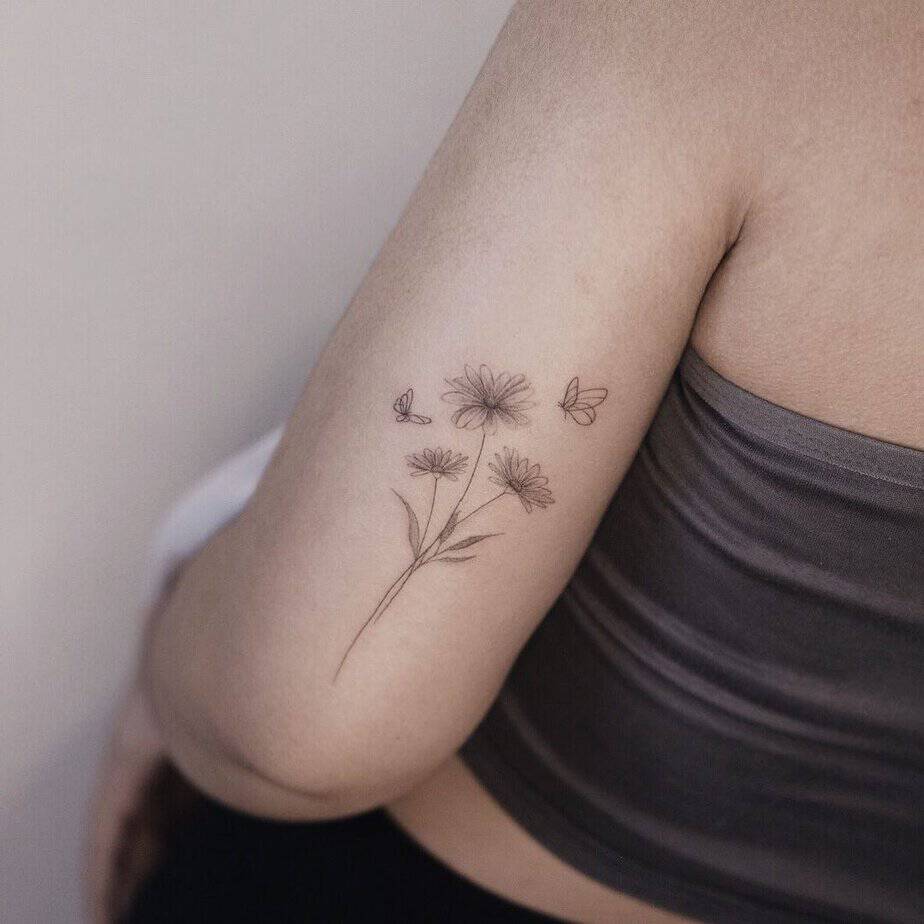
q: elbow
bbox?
[237,702,436,816]
[144,576,441,817]
[146,633,433,818]
[151,675,414,818]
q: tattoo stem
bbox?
[370,559,419,624]
[416,492,506,568]
[369,560,417,621]
[416,431,486,564]
[335,430,490,681]
[419,477,439,549]
[368,475,440,628]
[366,472,442,633]
[454,491,506,530]
[335,558,417,679]
[364,432,488,631]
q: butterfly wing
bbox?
[565,385,607,426]
[393,388,412,419]
[559,377,579,410]
[575,387,607,408]
[408,414,432,425]
[566,406,598,426]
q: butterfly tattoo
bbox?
[393,388,432,425]
[558,376,608,426]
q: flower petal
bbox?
[497,374,529,400]
[442,389,477,406]
[464,365,484,396]
[452,405,489,429]
[446,375,474,394]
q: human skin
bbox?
[90,1,922,921]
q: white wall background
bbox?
[0,3,512,920]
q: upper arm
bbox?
[150,1,752,816]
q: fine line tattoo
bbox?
[335,364,554,680]
[558,376,608,426]
[393,388,432,424]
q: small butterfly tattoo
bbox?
[393,388,432,424]
[558,376,608,426]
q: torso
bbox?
[389,4,922,921]
[388,755,693,923]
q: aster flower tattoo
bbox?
[488,447,555,513]
[335,365,556,680]
[441,365,533,432]
[406,448,468,480]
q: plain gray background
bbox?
[1,3,512,920]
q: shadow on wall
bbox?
[2,3,513,921]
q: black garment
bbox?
[124,788,555,923]
[460,345,924,923]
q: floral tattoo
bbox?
[442,366,533,430]
[335,364,554,679]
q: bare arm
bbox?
[146,1,752,819]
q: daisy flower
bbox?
[442,365,533,432]
[488,447,555,513]
[406,448,469,480]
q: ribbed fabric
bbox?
[459,345,924,923]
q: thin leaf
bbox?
[443,533,501,553]
[393,490,420,556]
[439,509,460,541]
[435,555,476,563]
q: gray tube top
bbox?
[459,345,924,923]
